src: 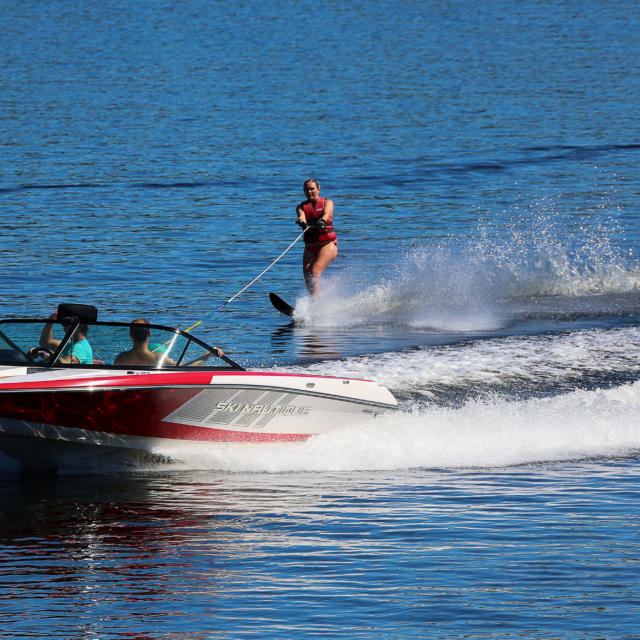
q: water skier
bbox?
[296,178,338,295]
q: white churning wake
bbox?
[157,380,640,473]
[279,325,640,400]
[291,214,640,331]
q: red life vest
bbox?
[302,198,337,245]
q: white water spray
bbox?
[292,212,640,331]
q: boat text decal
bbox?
[214,402,310,416]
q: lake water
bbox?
[1,0,640,638]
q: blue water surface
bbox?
[1,0,640,638]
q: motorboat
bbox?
[0,304,397,472]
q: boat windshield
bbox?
[0,319,241,370]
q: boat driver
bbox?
[38,311,93,364]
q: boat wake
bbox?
[140,380,640,473]
[289,325,640,403]
[292,214,640,332]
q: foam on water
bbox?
[292,212,640,331]
[155,381,640,473]
[281,325,640,400]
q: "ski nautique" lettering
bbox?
[215,402,311,416]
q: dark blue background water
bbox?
[2,1,640,638]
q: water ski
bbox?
[269,292,295,317]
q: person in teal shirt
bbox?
[39,311,93,364]
[60,336,93,364]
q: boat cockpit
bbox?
[0,304,244,371]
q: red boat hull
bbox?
[0,386,310,443]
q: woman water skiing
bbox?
[296,178,338,295]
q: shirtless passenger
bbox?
[114,319,173,366]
